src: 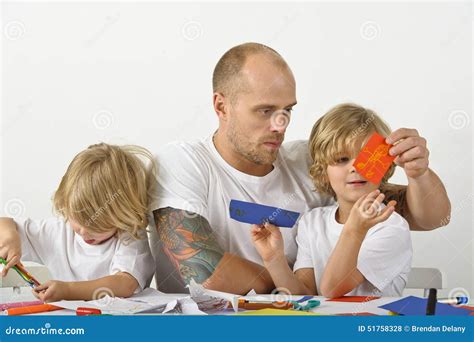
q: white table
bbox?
[1,287,397,316]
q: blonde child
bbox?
[0,143,156,302]
[251,103,412,297]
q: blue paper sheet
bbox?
[379,296,472,316]
[229,200,300,228]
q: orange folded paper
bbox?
[6,304,62,316]
[353,132,395,184]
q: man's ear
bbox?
[213,92,229,121]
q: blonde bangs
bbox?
[53,143,156,240]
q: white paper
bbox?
[51,289,187,315]
[187,279,239,312]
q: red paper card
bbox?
[327,296,380,303]
[353,132,395,184]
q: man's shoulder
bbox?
[154,138,213,169]
[279,139,312,171]
[280,139,309,159]
[155,138,209,158]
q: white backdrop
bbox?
[1,1,472,298]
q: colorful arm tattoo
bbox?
[153,207,224,285]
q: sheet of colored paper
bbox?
[229,200,300,228]
[327,296,380,303]
[379,296,472,316]
[353,132,395,184]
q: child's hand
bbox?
[32,280,71,302]
[346,189,397,234]
[251,222,285,263]
[0,226,22,277]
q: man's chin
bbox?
[256,150,279,165]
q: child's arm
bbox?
[0,218,22,276]
[32,272,139,302]
[251,223,317,295]
[319,190,396,298]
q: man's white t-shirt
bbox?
[14,217,155,290]
[293,205,412,296]
[151,135,333,291]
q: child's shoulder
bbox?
[299,204,338,225]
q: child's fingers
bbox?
[387,200,397,208]
[375,204,395,223]
[366,189,381,201]
[372,193,386,211]
[31,288,41,300]
[33,282,49,292]
[354,191,372,208]
[2,255,20,276]
[41,289,53,302]
[251,224,266,239]
[250,224,261,234]
[263,222,280,233]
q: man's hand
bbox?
[386,128,429,179]
[251,222,285,263]
[346,190,397,233]
[33,280,71,302]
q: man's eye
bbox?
[260,109,273,115]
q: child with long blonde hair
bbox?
[0,143,156,302]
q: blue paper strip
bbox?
[229,199,300,228]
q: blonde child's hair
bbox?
[53,143,156,240]
[309,103,395,199]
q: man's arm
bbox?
[382,128,451,231]
[153,207,274,294]
[382,168,451,230]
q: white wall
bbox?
[1,1,472,297]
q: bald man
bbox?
[150,43,450,294]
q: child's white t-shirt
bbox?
[293,204,412,296]
[14,217,155,290]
